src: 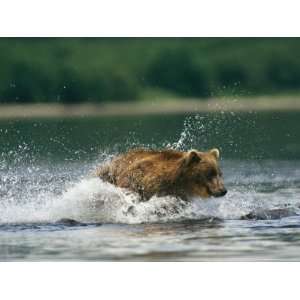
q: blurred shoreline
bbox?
[0,96,300,119]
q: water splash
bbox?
[0,113,297,225]
[171,115,206,150]
[165,111,265,160]
[1,167,300,225]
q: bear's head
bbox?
[180,148,227,199]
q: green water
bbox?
[0,111,299,162]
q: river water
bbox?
[0,111,300,261]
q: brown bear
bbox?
[96,148,227,201]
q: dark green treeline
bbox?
[0,38,300,103]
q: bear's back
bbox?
[122,148,183,162]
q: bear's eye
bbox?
[206,169,217,180]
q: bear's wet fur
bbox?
[96,148,227,201]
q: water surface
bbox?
[1,112,300,261]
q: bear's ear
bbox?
[185,150,201,166]
[210,148,220,159]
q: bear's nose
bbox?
[220,189,227,196]
[213,189,227,197]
